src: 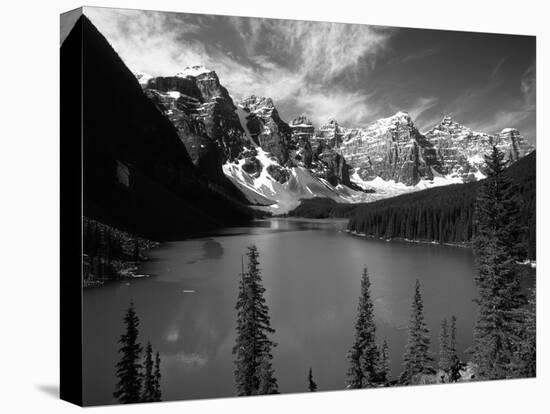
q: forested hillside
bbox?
[291,152,535,259]
[348,151,535,259]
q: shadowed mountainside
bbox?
[62,15,256,240]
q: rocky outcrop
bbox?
[142,69,246,182]
[337,112,439,185]
[315,148,351,187]
[238,95,291,164]
[289,116,315,168]
[424,116,535,179]
[497,128,533,163]
[266,164,290,184]
[314,119,344,149]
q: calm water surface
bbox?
[83,218,478,405]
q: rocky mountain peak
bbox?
[290,115,313,127]
[427,115,476,136]
[237,95,290,164]
[497,128,534,163]
[376,111,414,131]
[176,65,215,78]
[315,118,345,148]
[239,95,276,118]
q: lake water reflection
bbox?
[83,218,477,405]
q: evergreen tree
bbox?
[472,146,526,379]
[347,267,379,388]
[114,302,143,403]
[257,352,279,395]
[233,245,278,395]
[152,352,162,402]
[438,318,451,372]
[377,339,391,384]
[141,342,155,402]
[308,368,318,392]
[399,280,435,384]
[513,288,536,378]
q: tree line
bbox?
[290,151,535,261]
[347,151,535,260]
[83,217,158,284]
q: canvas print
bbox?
[60,6,536,406]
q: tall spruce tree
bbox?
[141,342,155,402]
[308,368,318,392]
[399,280,435,384]
[438,318,451,372]
[233,245,278,395]
[377,339,391,384]
[472,146,526,380]
[347,267,379,388]
[114,302,143,403]
[152,351,162,402]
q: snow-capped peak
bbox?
[176,65,213,78]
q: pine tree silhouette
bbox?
[377,339,391,385]
[308,367,318,392]
[113,302,143,403]
[141,342,155,402]
[347,267,379,388]
[153,352,162,401]
[473,146,526,379]
[233,245,278,395]
[399,280,435,384]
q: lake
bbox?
[83,218,479,405]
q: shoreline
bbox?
[345,229,471,249]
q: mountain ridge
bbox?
[135,64,534,214]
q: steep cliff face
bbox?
[238,95,291,164]
[423,116,534,180]
[497,128,533,163]
[142,68,246,179]
[289,116,352,186]
[314,119,344,149]
[289,115,314,168]
[337,112,439,186]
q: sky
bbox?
[84,7,536,144]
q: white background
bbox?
[0,0,547,412]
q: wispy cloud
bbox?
[84,7,395,126]
[82,7,535,142]
[469,63,536,135]
[295,90,377,126]
[391,46,440,64]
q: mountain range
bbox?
[136,67,534,213]
[64,15,535,231]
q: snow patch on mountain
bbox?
[176,65,213,78]
[223,148,373,214]
[350,168,464,200]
